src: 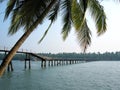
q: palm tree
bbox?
[0,0,109,76]
[40,0,107,51]
[0,0,58,76]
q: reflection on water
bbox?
[0,61,120,90]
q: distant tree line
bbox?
[39,52,120,61]
[0,53,26,60]
[1,52,120,61]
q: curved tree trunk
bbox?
[0,30,33,76]
[0,0,57,77]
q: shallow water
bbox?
[0,61,120,90]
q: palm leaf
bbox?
[79,0,88,12]
[76,20,91,52]
[8,14,23,35]
[39,0,60,43]
[71,0,85,30]
[4,0,17,20]
[38,21,52,43]
[61,0,72,40]
[8,0,55,35]
[82,0,88,12]
[88,0,106,36]
[24,0,58,33]
[49,0,60,22]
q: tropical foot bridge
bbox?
[0,49,92,72]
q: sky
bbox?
[0,0,120,54]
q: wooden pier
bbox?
[0,49,87,71]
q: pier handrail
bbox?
[0,49,46,61]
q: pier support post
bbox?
[51,60,53,66]
[44,61,46,67]
[54,60,56,66]
[69,61,71,64]
[10,61,13,71]
[41,60,46,68]
[25,59,27,69]
[7,61,14,72]
[24,53,31,69]
[28,54,31,69]
[41,60,43,68]
[48,60,50,66]
[29,59,31,69]
[56,61,58,66]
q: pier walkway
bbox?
[0,49,88,72]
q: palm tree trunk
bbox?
[0,29,33,76]
[0,0,57,77]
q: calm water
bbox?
[0,61,120,90]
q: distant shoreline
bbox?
[0,52,120,61]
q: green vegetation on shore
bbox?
[0,52,120,61]
[0,54,26,60]
[39,52,120,61]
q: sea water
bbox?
[0,61,120,90]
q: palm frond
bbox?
[62,19,71,40]
[82,0,88,12]
[49,0,60,22]
[61,0,72,40]
[24,0,58,33]
[8,14,23,35]
[19,0,47,29]
[8,0,57,35]
[4,0,17,20]
[88,0,106,36]
[72,0,85,30]
[79,0,88,12]
[39,0,61,43]
[76,20,91,52]
[38,21,52,43]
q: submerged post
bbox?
[7,64,10,72]
[7,61,14,72]
[41,60,43,68]
[44,61,46,67]
[24,53,31,69]
[51,60,53,66]
[10,61,14,71]
[28,54,31,69]
[48,60,50,66]
[25,59,27,69]
[54,60,56,66]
